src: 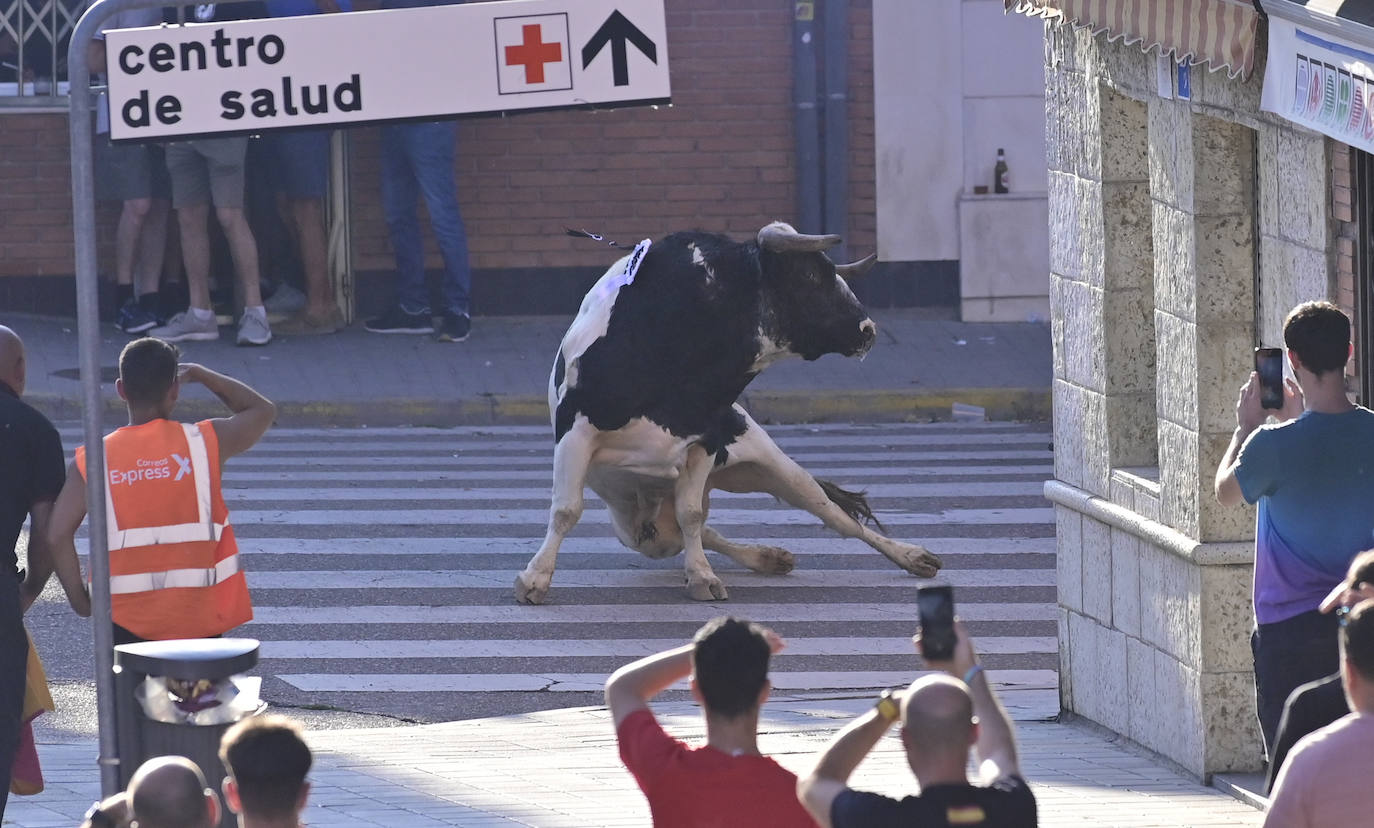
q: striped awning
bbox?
[1006,0,1262,79]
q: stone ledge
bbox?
[1044,479,1251,566]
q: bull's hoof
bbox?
[748,546,795,575]
[515,572,551,605]
[686,572,729,601]
[895,544,943,579]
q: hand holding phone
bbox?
[917,585,956,662]
[1254,348,1284,410]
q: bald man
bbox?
[798,621,1037,828]
[0,326,89,821]
[82,756,220,828]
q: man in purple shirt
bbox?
[1215,301,1374,757]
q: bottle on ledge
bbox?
[994,148,1010,194]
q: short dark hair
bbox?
[219,715,312,818]
[1343,599,1374,683]
[1283,301,1350,376]
[118,337,179,405]
[692,617,771,718]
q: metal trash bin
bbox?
[113,638,263,828]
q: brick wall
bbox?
[1331,141,1359,386]
[0,0,881,300]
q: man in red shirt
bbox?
[605,616,818,828]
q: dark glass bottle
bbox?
[994,148,1009,194]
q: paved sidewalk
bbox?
[8,310,1051,426]
[5,695,1260,827]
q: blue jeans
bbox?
[380,121,471,317]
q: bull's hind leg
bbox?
[677,445,728,601]
[516,422,597,604]
[701,527,795,575]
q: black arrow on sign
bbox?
[581,10,657,87]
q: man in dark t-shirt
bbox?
[0,325,89,820]
[798,622,1037,828]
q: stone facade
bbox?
[1045,24,1346,778]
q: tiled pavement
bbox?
[6,697,1261,827]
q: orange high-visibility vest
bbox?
[76,419,252,640]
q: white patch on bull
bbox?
[689,243,716,282]
[749,328,793,372]
[548,241,652,410]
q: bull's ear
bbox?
[757,222,842,253]
[834,253,879,281]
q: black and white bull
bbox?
[514,221,943,604]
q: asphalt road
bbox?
[22,421,1056,740]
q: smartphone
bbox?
[917,585,956,662]
[1255,347,1284,410]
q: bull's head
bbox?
[756,221,878,361]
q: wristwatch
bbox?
[874,688,901,723]
[84,801,117,828]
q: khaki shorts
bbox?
[165,137,248,209]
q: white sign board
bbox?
[105,0,669,140]
[1261,16,1374,151]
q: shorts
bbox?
[95,140,171,202]
[260,129,332,200]
[165,137,249,209]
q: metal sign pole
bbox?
[66,0,175,796]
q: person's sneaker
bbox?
[436,313,471,343]
[150,310,219,342]
[275,307,344,336]
[264,282,307,316]
[364,306,434,334]
[236,309,273,346]
[115,298,159,335]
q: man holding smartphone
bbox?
[797,621,1036,827]
[1214,301,1374,758]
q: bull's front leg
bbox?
[516,421,597,604]
[677,445,727,601]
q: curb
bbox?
[24,387,1051,428]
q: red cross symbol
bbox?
[505,24,563,85]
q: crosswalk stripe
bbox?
[205,449,1055,467]
[221,482,1050,500]
[220,466,1052,482]
[250,602,1056,624]
[228,507,1056,526]
[258,637,1057,659]
[275,670,1059,693]
[244,432,1054,452]
[232,537,1057,557]
[244,568,1056,590]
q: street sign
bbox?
[104,0,669,141]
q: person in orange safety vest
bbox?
[43,337,275,645]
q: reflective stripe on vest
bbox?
[109,553,242,596]
[104,422,228,552]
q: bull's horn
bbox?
[757,222,842,253]
[835,253,879,281]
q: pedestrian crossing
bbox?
[62,421,1058,722]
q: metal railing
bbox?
[1,0,89,103]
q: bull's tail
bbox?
[817,479,884,531]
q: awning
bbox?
[1260,1,1374,152]
[1006,0,1261,79]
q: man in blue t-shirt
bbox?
[1215,300,1374,758]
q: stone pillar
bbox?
[1046,25,1284,779]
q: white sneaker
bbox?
[237,310,272,346]
[150,310,219,342]
[264,283,307,315]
